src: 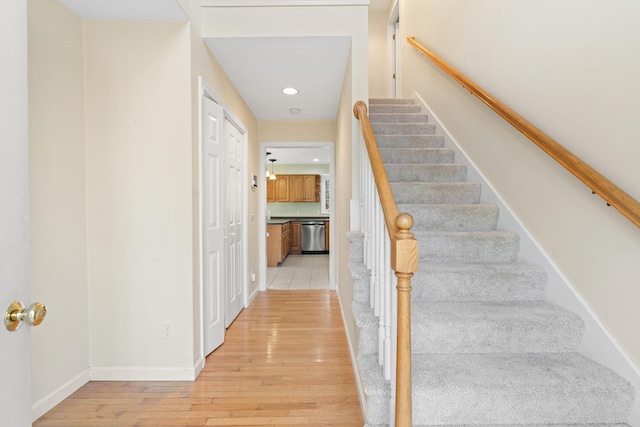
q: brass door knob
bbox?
[4,301,47,331]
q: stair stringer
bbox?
[412,92,640,425]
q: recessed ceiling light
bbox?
[282,87,299,95]
[313,158,319,162]
[289,108,301,115]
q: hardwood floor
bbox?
[34,290,363,427]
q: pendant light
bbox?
[268,158,277,180]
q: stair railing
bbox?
[354,100,419,427]
[407,36,640,228]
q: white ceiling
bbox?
[205,36,351,120]
[266,146,331,165]
[58,0,188,20]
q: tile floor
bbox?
[267,254,330,290]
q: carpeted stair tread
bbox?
[411,262,547,302]
[398,203,499,231]
[385,163,467,182]
[370,112,429,123]
[414,230,520,263]
[411,352,634,425]
[376,134,444,148]
[411,301,584,353]
[391,182,481,204]
[380,147,455,164]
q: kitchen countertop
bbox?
[267,217,329,224]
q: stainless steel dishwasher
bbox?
[301,221,326,253]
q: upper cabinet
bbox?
[268,174,320,203]
[266,177,276,202]
[275,175,290,202]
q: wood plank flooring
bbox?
[33,290,363,427]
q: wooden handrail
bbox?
[354,101,418,427]
[407,36,640,228]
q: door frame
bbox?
[198,77,249,369]
[258,141,336,292]
[388,0,400,98]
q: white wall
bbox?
[84,21,195,375]
[399,0,640,379]
[28,0,90,418]
[368,9,389,98]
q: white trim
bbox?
[202,0,369,7]
[386,0,399,98]
[335,282,367,422]
[413,91,640,425]
[32,369,90,422]
[90,367,197,381]
[193,356,205,380]
[198,77,206,371]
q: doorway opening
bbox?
[259,141,335,292]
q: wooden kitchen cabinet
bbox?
[290,175,318,202]
[290,222,302,254]
[267,222,291,267]
[266,177,276,202]
[275,175,290,202]
[267,174,320,203]
[325,221,330,251]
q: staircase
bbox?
[350,98,635,426]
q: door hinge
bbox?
[393,34,396,40]
[393,73,396,80]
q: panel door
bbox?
[202,96,225,356]
[0,2,31,424]
[224,118,244,327]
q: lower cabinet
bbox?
[267,222,291,267]
[325,221,330,251]
[290,222,302,254]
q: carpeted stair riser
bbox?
[380,147,455,164]
[369,104,422,114]
[369,98,415,105]
[411,262,547,302]
[376,134,444,149]
[350,99,634,426]
[391,182,481,204]
[385,164,467,182]
[371,122,435,135]
[370,113,429,123]
[414,230,520,263]
[398,204,499,231]
[411,353,634,425]
[411,301,584,354]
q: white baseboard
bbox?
[193,356,205,379]
[90,366,198,381]
[32,369,90,422]
[335,281,367,422]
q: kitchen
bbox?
[263,146,332,290]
